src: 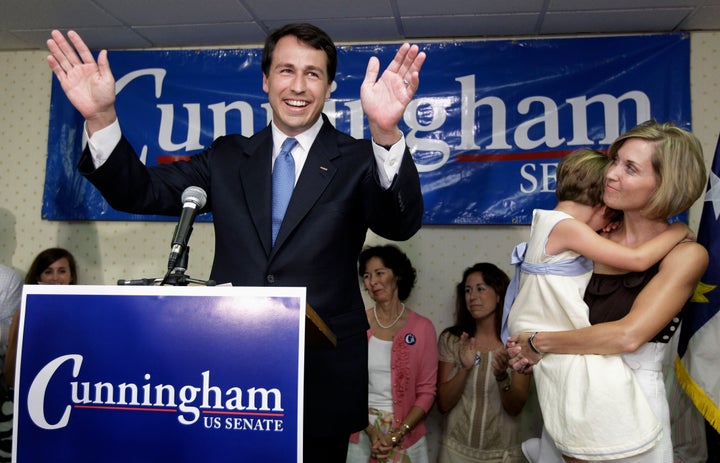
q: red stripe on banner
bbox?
[203,410,285,417]
[457,150,575,162]
[157,155,191,163]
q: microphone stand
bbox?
[117,247,216,287]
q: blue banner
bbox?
[15,286,305,462]
[43,33,690,224]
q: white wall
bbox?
[1,31,719,457]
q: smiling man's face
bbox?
[262,35,332,137]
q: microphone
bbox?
[167,186,207,270]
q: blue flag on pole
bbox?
[676,133,720,432]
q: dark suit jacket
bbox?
[78,114,424,435]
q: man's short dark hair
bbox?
[262,23,338,84]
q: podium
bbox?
[14,285,321,463]
[305,304,336,347]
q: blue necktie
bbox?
[271,137,298,245]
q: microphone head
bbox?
[181,186,207,208]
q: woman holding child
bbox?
[508,120,708,462]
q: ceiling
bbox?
[1,0,720,51]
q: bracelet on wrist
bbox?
[390,430,404,447]
[498,373,512,392]
[528,331,544,355]
[495,371,509,382]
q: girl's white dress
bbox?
[507,209,661,460]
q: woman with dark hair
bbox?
[347,245,437,463]
[7,247,77,380]
[437,263,531,463]
[6,248,77,385]
[2,247,79,460]
[24,248,77,285]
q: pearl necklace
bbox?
[374,303,406,329]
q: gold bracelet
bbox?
[401,422,411,434]
[390,431,402,447]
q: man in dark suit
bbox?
[47,23,425,460]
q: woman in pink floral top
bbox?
[346,245,438,463]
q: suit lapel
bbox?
[239,128,274,255]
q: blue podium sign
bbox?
[13,285,306,463]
